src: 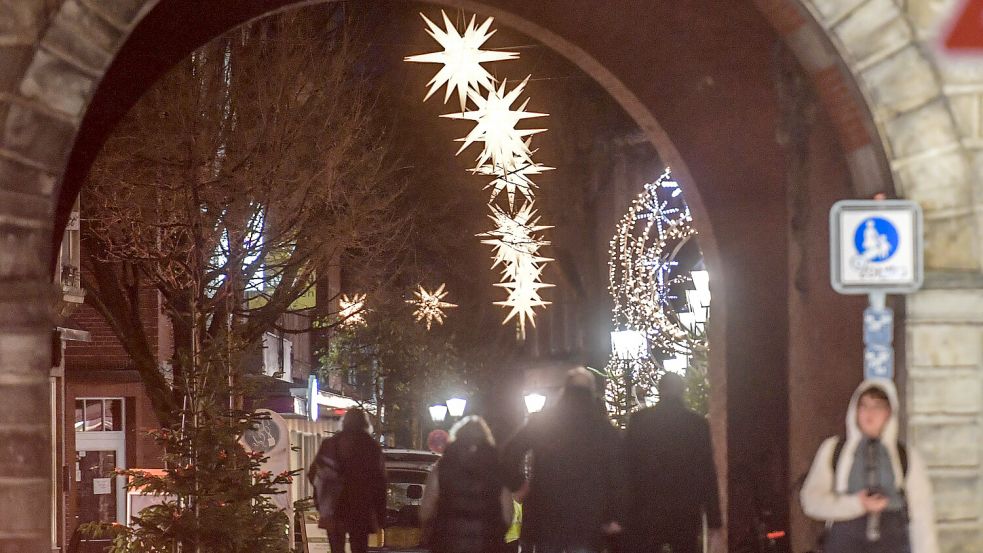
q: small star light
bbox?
[404,12,519,109]
[339,293,367,327]
[407,284,458,330]
[477,159,554,208]
[443,78,547,170]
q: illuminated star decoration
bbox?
[406,284,458,330]
[476,158,554,208]
[339,293,367,327]
[443,78,547,170]
[407,12,554,340]
[404,12,519,110]
[480,203,553,338]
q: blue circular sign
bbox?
[853,217,899,263]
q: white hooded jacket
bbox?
[800,379,939,553]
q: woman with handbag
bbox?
[310,409,387,553]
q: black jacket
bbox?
[623,396,721,536]
[502,387,624,550]
[430,441,508,553]
[312,430,387,534]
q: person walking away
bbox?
[421,415,512,553]
[622,373,723,553]
[502,368,624,553]
[310,409,387,553]
[800,379,938,553]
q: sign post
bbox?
[830,199,923,379]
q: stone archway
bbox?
[2,1,979,551]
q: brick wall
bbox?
[64,285,163,371]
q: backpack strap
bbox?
[898,441,909,478]
[830,435,845,478]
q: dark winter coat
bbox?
[428,441,509,553]
[502,387,624,551]
[312,429,387,535]
[623,396,721,539]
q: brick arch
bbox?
[1,0,969,551]
[757,0,979,272]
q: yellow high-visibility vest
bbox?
[506,500,522,543]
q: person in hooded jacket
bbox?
[310,409,387,553]
[421,415,513,553]
[502,368,624,553]
[800,379,938,553]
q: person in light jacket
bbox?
[800,379,938,553]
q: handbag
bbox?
[312,440,344,530]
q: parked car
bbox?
[369,450,439,552]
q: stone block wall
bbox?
[795,1,983,550]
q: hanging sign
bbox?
[829,200,923,295]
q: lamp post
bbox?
[446,397,467,418]
[428,404,448,423]
[523,392,546,414]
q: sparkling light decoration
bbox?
[443,78,547,170]
[339,293,367,327]
[604,169,709,426]
[407,11,554,340]
[404,12,518,109]
[406,284,458,330]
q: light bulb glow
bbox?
[524,393,547,414]
[446,397,467,417]
[429,404,448,422]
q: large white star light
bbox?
[477,158,554,208]
[480,203,552,278]
[339,293,367,327]
[406,284,458,330]
[443,78,547,170]
[404,12,519,109]
[495,277,553,339]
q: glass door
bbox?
[74,398,126,525]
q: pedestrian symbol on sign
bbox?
[854,217,899,263]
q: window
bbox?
[74,399,123,432]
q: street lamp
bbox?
[524,392,546,414]
[428,404,448,422]
[446,397,468,418]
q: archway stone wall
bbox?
[0,1,159,550]
[2,1,982,551]
[786,1,983,551]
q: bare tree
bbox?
[81,8,409,426]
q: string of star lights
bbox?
[406,11,555,340]
[407,284,458,330]
[604,169,709,424]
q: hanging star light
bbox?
[480,202,553,276]
[339,293,367,327]
[443,78,547,170]
[495,278,553,339]
[404,12,519,109]
[406,284,458,330]
[477,159,554,208]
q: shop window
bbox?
[74,399,124,432]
